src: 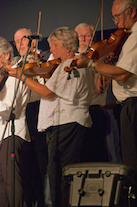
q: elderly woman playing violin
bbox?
[8,26,96,207]
[0,37,30,207]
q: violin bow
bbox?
[100,0,104,41]
[89,14,100,47]
[100,0,106,92]
[34,11,41,62]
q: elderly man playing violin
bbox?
[8,26,98,207]
[75,0,137,179]
[75,22,94,54]
[12,28,38,64]
[75,22,113,162]
[13,28,51,207]
[0,37,30,207]
[75,24,123,163]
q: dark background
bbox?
[0,0,117,53]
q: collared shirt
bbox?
[37,58,94,131]
[112,22,137,102]
[0,76,30,141]
[42,53,102,104]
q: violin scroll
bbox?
[64,59,78,72]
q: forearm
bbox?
[8,67,56,98]
[75,55,133,83]
[95,62,117,78]
[21,74,55,98]
[94,62,133,82]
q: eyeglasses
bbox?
[112,6,131,22]
[78,33,91,39]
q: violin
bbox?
[23,58,61,78]
[0,29,130,83]
[18,28,130,79]
[0,58,61,81]
[64,28,130,72]
[0,66,9,91]
[85,28,130,62]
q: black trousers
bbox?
[120,97,137,177]
[0,136,24,207]
[26,101,48,207]
[46,122,89,207]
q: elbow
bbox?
[41,86,56,99]
[114,73,133,83]
[119,75,129,83]
[43,92,56,99]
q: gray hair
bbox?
[48,27,79,53]
[0,37,14,61]
[14,28,32,38]
[113,0,137,10]
[75,22,94,33]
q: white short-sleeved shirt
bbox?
[0,76,30,141]
[37,59,94,131]
[112,22,137,102]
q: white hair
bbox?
[75,22,94,33]
[0,37,13,61]
[113,0,137,10]
[14,28,32,40]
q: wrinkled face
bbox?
[76,27,92,53]
[14,29,31,56]
[112,0,132,29]
[49,40,69,61]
